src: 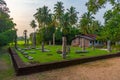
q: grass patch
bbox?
[0,46,14,80]
[15,45,118,64]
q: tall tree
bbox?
[103,9,120,52]
[30,20,37,48]
[0,0,16,46]
[79,12,95,51]
[86,0,119,14]
[67,6,78,25]
[90,20,101,34]
[50,15,58,45]
[53,1,65,45]
[94,1,120,52]
[79,12,95,34]
[54,1,64,23]
[60,13,71,59]
[34,6,52,52]
[23,30,27,47]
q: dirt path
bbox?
[9,57,120,80]
[0,60,9,70]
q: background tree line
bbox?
[0,0,16,47]
[30,1,101,45]
[29,0,120,53]
[86,0,120,51]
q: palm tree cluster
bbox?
[30,1,101,58]
[86,0,120,52]
[79,12,101,35]
[30,20,37,48]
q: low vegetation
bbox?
[0,47,14,80]
[15,44,118,64]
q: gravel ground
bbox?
[8,57,120,80]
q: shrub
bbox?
[0,30,16,46]
[112,45,120,50]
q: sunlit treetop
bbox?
[0,0,10,14]
[86,0,120,14]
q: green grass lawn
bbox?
[0,46,14,80]
[15,44,118,64]
[0,45,119,80]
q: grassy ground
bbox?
[15,43,117,64]
[0,46,14,80]
[0,44,119,80]
[1,51,120,80]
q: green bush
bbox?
[112,44,120,50]
[0,30,16,46]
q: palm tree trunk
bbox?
[25,33,27,47]
[107,40,111,52]
[41,41,44,52]
[34,28,36,48]
[62,36,67,59]
[32,33,35,48]
[32,28,36,48]
[53,33,55,45]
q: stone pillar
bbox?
[53,33,55,45]
[62,36,67,59]
[107,40,111,52]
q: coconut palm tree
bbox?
[65,6,78,51]
[79,12,94,34]
[23,30,27,47]
[90,20,100,34]
[60,13,70,59]
[34,6,52,52]
[53,1,64,45]
[54,1,64,23]
[67,6,78,26]
[50,16,58,45]
[79,12,95,51]
[90,20,101,50]
[30,20,37,48]
[86,0,118,14]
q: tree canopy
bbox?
[0,0,16,46]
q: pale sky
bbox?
[5,0,112,37]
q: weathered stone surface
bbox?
[24,55,28,58]
[28,56,33,60]
[44,49,50,52]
